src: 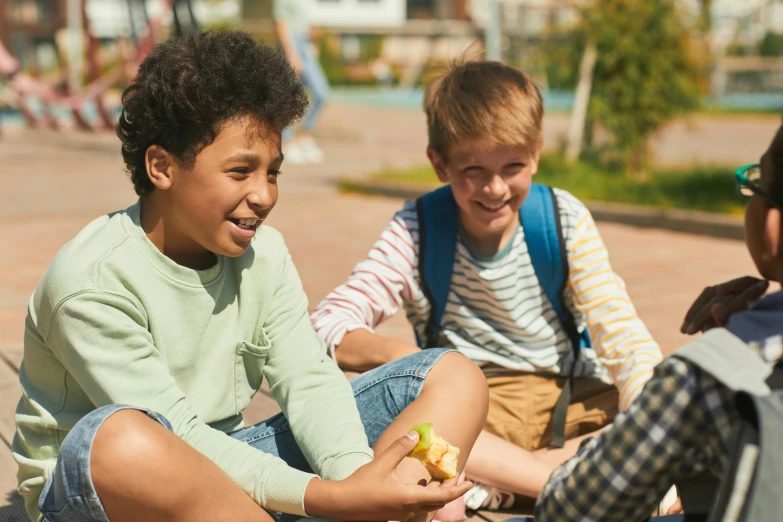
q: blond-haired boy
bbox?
[311,60,662,508]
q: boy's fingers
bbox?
[683,276,765,331]
[439,481,473,502]
[710,303,730,327]
[736,279,770,304]
[709,280,768,328]
[684,302,716,334]
[682,288,716,329]
[683,278,768,334]
[419,505,451,513]
[425,473,459,489]
[715,276,765,296]
[413,481,473,505]
[700,317,718,333]
[377,432,419,470]
[440,476,459,488]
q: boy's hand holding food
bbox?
[304,431,470,521]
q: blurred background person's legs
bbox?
[284,32,329,165]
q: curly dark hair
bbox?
[117,30,308,196]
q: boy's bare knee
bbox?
[431,351,487,384]
[91,409,167,487]
[426,352,488,406]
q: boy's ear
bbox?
[426,147,450,183]
[530,147,542,176]
[145,145,176,191]
[765,207,783,260]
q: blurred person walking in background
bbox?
[273,0,330,164]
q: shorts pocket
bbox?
[234,330,270,414]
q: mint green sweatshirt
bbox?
[13,201,374,522]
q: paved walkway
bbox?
[0,104,765,520]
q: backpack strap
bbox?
[708,366,783,522]
[521,183,587,447]
[521,185,569,336]
[415,186,459,349]
[673,328,774,517]
[674,329,772,397]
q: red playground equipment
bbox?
[0,0,200,131]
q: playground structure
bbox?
[0,0,200,131]
[4,0,783,131]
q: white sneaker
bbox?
[297,136,324,164]
[464,482,515,511]
[282,141,309,165]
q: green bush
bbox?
[240,0,272,19]
[759,32,783,57]
[356,153,744,215]
[316,33,389,86]
[726,42,749,57]
[535,1,708,175]
[317,32,350,85]
[538,27,588,91]
[584,0,707,175]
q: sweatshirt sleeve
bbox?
[263,247,374,482]
[46,288,366,517]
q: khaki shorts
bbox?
[484,373,619,451]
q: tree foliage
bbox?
[584,0,707,174]
[759,32,783,57]
[240,0,272,19]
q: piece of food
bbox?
[408,423,460,480]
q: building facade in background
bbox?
[712,0,783,51]
[307,0,405,28]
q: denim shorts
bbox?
[37,348,451,522]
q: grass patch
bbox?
[361,154,746,215]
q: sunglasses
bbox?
[734,164,783,210]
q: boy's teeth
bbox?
[238,218,257,226]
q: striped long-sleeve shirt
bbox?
[311,188,662,410]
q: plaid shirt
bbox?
[535,324,783,522]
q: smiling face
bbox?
[428,140,540,254]
[144,116,283,268]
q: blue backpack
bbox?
[415,182,590,448]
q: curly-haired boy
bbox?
[12,31,487,522]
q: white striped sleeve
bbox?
[311,209,419,357]
[562,194,663,411]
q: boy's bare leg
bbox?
[91,410,274,522]
[464,428,603,498]
[533,430,601,467]
[371,352,489,521]
[464,431,553,498]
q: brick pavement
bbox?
[0,103,767,518]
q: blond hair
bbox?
[424,60,544,161]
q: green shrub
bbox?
[585,0,707,175]
[358,153,744,215]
